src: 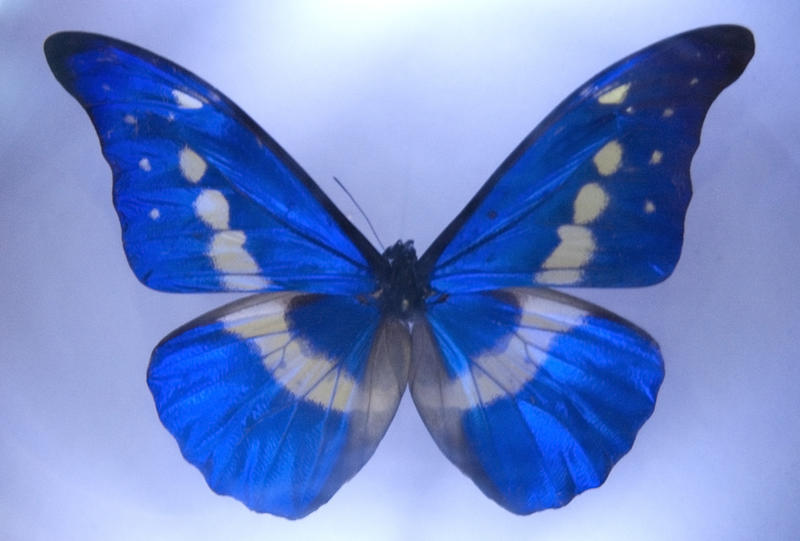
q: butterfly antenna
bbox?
[333,176,385,252]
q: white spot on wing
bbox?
[644,200,656,213]
[593,140,623,176]
[690,77,699,86]
[149,208,160,220]
[649,150,663,165]
[179,146,207,183]
[192,188,269,290]
[663,108,674,118]
[123,114,137,125]
[534,269,583,285]
[138,158,152,171]
[223,275,274,290]
[597,82,631,104]
[208,231,270,290]
[172,89,203,109]
[545,225,595,268]
[194,189,230,230]
[209,231,255,272]
[573,182,609,225]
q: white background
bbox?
[2,1,798,539]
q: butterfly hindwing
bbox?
[44,32,382,294]
[148,292,410,518]
[410,288,663,513]
[407,25,752,514]
[418,25,754,292]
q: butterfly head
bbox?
[376,240,426,319]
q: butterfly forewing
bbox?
[45,32,382,294]
[418,25,754,292]
[148,292,410,518]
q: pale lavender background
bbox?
[2,1,798,540]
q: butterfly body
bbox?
[375,240,427,318]
[45,25,753,518]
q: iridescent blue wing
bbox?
[410,288,663,513]
[45,33,404,517]
[417,25,754,292]
[45,32,383,294]
[409,26,753,514]
[148,292,410,518]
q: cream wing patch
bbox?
[430,290,587,408]
[534,225,596,285]
[172,89,204,109]
[593,140,623,176]
[179,146,207,183]
[210,232,258,272]
[532,269,583,285]
[597,82,631,105]
[221,297,358,412]
[194,189,230,230]
[542,225,595,269]
[193,189,270,291]
[533,218,597,285]
[209,231,269,290]
[649,150,663,165]
[573,182,609,225]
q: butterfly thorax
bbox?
[376,240,426,319]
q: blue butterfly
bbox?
[45,25,753,519]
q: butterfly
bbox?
[45,25,753,519]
